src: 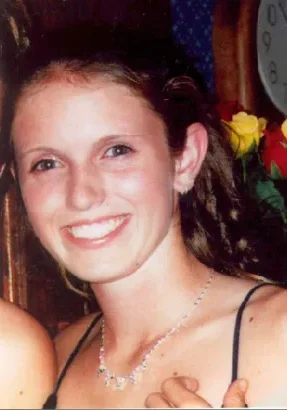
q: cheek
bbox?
[19,180,61,231]
[114,164,174,209]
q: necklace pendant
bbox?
[114,377,127,390]
[104,373,111,387]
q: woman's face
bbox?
[12,79,180,283]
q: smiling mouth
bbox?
[66,215,128,240]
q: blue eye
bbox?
[31,158,61,172]
[105,145,132,158]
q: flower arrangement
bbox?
[218,101,287,232]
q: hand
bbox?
[222,378,248,408]
[145,376,248,408]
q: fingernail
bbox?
[238,378,248,392]
[180,376,198,391]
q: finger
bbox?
[145,392,171,408]
[161,376,212,408]
[222,379,248,408]
[179,376,199,392]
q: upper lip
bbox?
[63,214,130,229]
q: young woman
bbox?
[3,25,287,408]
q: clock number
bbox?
[269,61,278,84]
[267,4,277,25]
[278,0,287,22]
[262,31,272,52]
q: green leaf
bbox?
[256,180,282,206]
[270,161,283,180]
[255,180,287,223]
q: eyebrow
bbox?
[17,146,65,160]
[17,134,147,159]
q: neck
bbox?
[91,229,213,350]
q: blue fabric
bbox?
[170,0,216,92]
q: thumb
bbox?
[222,379,248,408]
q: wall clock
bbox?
[257,0,287,115]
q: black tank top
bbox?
[43,282,272,409]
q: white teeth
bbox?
[68,216,126,239]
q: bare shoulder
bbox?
[214,273,287,342]
[221,273,287,323]
[55,311,102,371]
[215,271,282,306]
[250,282,287,330]
[214,275,287,405]
[0,299,56,409]
[235,282,287,406]
[243,279,287,317]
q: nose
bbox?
[67,164,106,211]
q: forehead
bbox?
[15,76,143,114]
[12,79,165,147]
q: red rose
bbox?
[216,101,245,122]
[264,123,284,145]
[261,123,287,178]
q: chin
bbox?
[64,259,136,284]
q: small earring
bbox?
[180,180,194,195]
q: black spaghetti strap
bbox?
[231,283,273,383]
[42,312,103,409]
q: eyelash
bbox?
[31,158,61,173]
[30,144,133,173]
[104,144,133,158]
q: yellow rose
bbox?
[225,112,267,157]
[281,118,287,139]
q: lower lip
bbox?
[63,215,130,250]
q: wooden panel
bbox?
[213,0,240,104]
[236,0,261,112]
[2,188,28,308]
[213,0,284,121]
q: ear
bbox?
[173,122,208,194]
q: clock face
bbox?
[257,0,287,115]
